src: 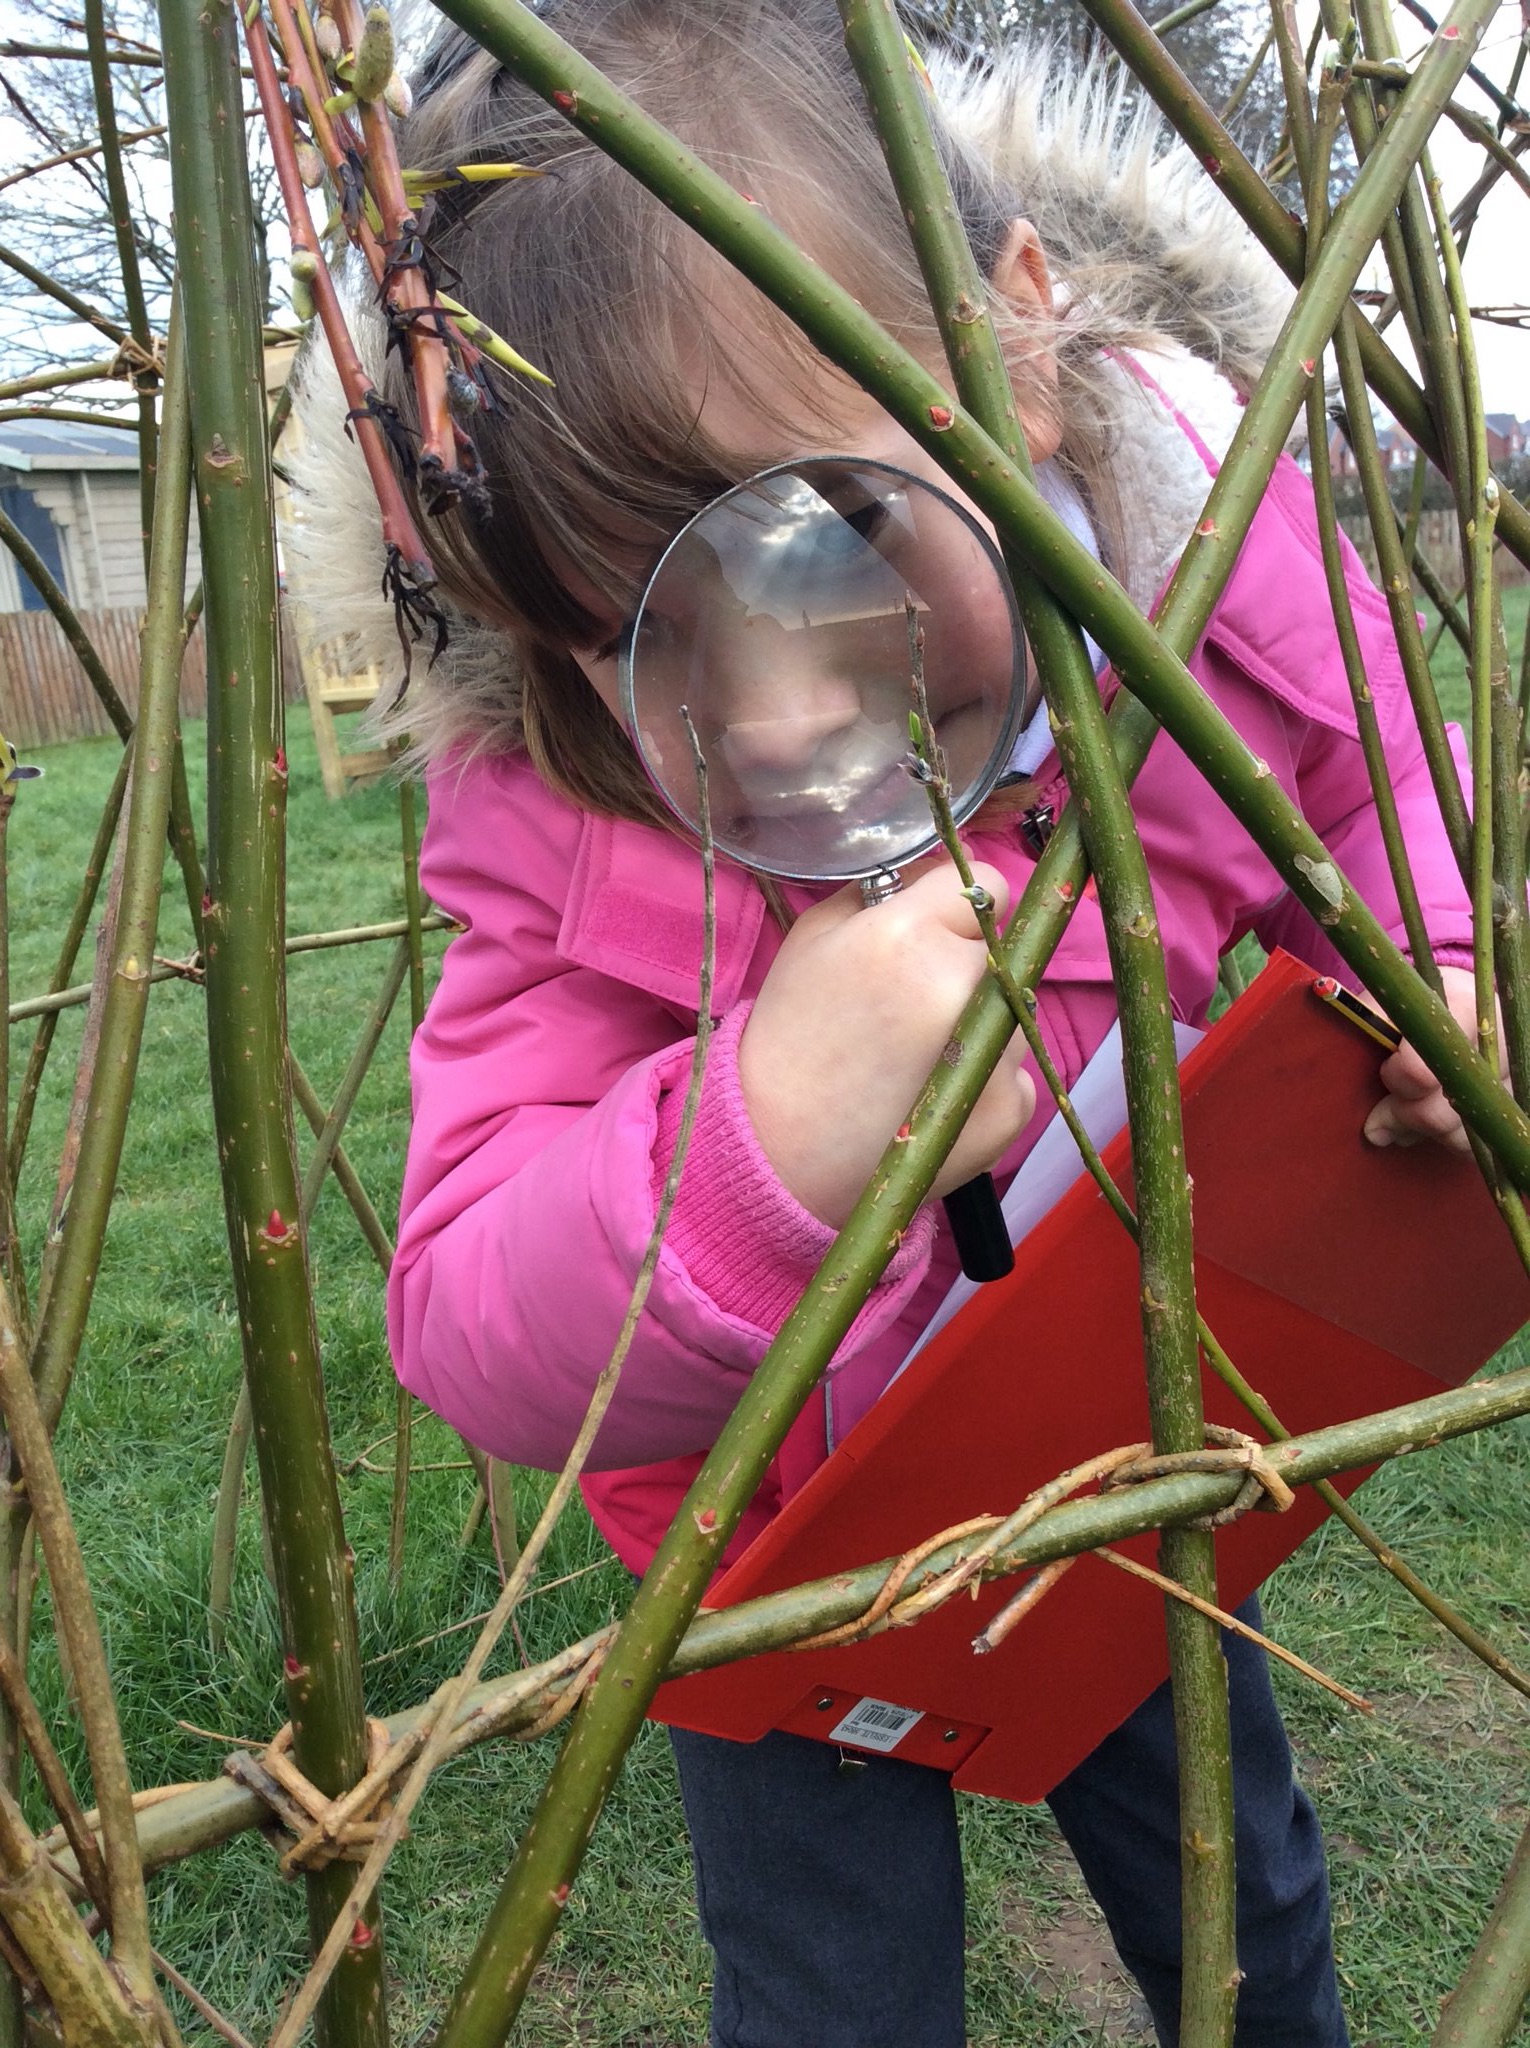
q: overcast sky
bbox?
[0,1,1526,412]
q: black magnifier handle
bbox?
[943,1174,1015,1283]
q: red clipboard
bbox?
[650,952,1530,1802]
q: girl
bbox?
[290,4,1480,2040]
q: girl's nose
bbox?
[720,690,863,778]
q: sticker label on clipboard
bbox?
[828,1697,925,1753]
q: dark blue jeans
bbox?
[670,1604,1349,2048]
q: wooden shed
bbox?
[0,416,202,614]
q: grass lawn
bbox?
[7,626,1529,2046]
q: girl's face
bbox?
[566,221,1061,867]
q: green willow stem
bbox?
[0,240,133,348]
[1330,393,1470,879]
[0,1627,111,1911]
[8,914,453,1024]
[0,510,133,743]
[45,1363,1530,1894]
[0,406,140,430]
[157,0,391,2039]
[0,787,16,2048]
[0,357,125,401]
[0,1781,152,2048]
[840,5,1231,2034]
[391,782,426,1580]
[1287,39,1437,981]
[207,1381,252,1653]
[1433,1819,1530,2045]
[419,4,1515,2035]
[1424,158,1530,1116]
[298,941,409,1227]
[399,780,426,1037]
[0,1276,155,2014]
[1154,0,1220,29]
[275,715,720,2048]
[290,1057,396,1275]
[25,296,193,1439]
[83,0,160,561]
[1066,0,1530,581]
[1339,1,1468,517]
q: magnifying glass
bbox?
[621,455,1027,1282]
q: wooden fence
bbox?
[0,604,305,751]
[0,607,207,750]
[1339,508,1529,592]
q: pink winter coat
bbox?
[387,432,1473,1576]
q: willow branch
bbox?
[158,0,391,2034]
[269,709,719,2048]
[844,7,1231,2035]
[1067,0,1530,579]
[0,507,133,743]
[84,0,160,559]
[0,1276,155,2009]
[0,125,165,195]
[298,941,408,1226]
[0,356,130,400]
[240,0,435,581]
[43,1364,1530,1894]
[1433,1817,1530,2045]
[0,239,133,348]
[26,290,192,1437]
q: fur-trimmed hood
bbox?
[280,42,1292,765]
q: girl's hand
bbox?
[1363,963,1503,1153]
[739,861,1036,1229]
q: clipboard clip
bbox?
[1311,974,1404,1053]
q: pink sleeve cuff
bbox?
[652,1003,935,1337]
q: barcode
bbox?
[827,1696,925,1754]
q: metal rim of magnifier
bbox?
[617,454,1027,883]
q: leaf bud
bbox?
[295,140,325,189]
[349,6,396,103]
[383,68,413,118]
[314,6,342,59]
[290,247,320,322]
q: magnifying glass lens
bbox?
[621,460,1025,880]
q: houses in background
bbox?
[0,416,203,613]
[1327,411,1529,477]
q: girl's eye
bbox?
[842,500,888,546]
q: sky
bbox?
[0,0,1526,414]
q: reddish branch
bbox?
[240,0,434,586]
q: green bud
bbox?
[348,6,395,103]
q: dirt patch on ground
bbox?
[1002,1847,1156,2043]
[1372,1640,1530,1764]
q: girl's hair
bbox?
[377,0,1283,820]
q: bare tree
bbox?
[0,0,286,381]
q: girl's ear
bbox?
[990,218,1062,463]
[990,218,1054,321]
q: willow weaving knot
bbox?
[1105,1422,1297,1529]
[224,1719,402,1875]
[790,1426,1293,1657]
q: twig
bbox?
[262,706,720,2048]
[1087,1548,1373,1712]
[0,1273,155,2006]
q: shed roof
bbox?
[0,417,139,474]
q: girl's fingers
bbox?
[1378,1042,1442,1102]
[1364,1086,1470,1151]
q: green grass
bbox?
[6,701,1529,2046]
